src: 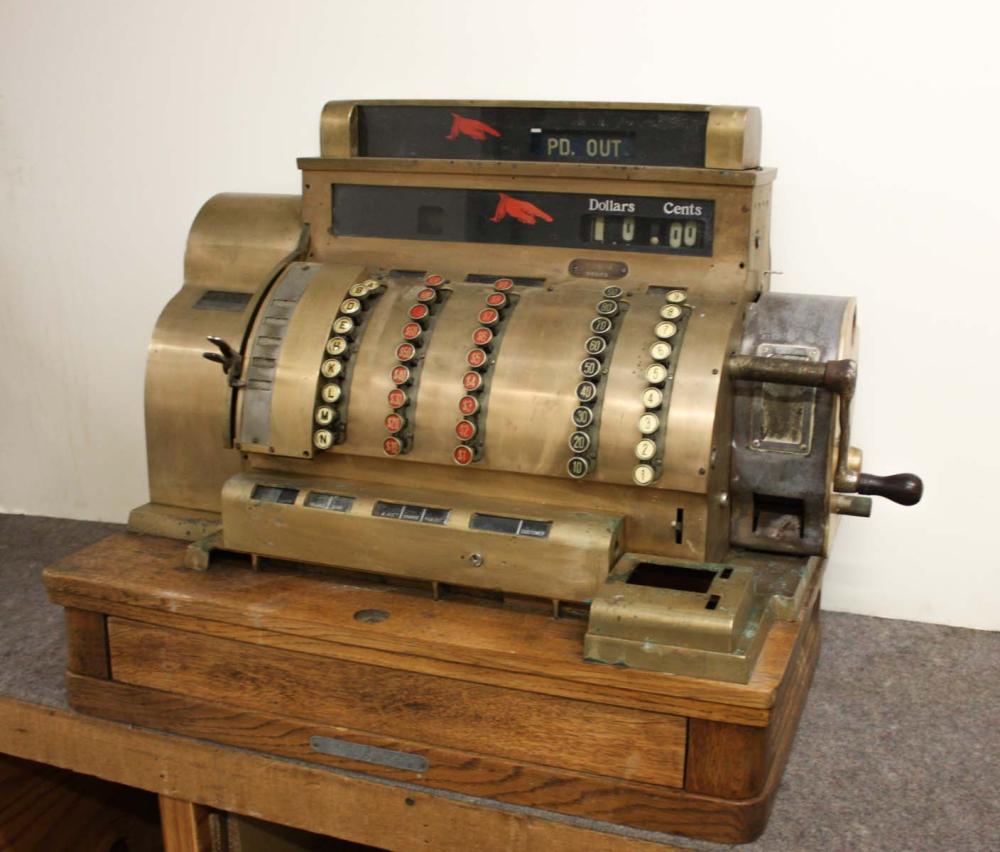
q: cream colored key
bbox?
[642,386,664,409]
[632,464,656,486]
[638,412,660,435]
[655,321,677,340]
[321,358,343,379]
[659,304,682,320]
[332,316,355,336]
[313,429,333,450]
[649,341,673,361]
[326,336,348,356]
[645,363,668,385]
[321,383,342,403]
[635,438,657,461]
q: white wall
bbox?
[1,1,997,631]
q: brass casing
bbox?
[221,471,622,603]
[130,100,847,682]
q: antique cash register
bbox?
[45,101,922,843]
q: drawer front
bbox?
[107,617,686,788]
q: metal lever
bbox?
[203,336,245,388]
[728,355,923,506]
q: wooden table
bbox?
[2,526,704,852]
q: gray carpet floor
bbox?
[0,513,997,850]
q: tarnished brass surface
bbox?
[221,471,623,603]
[130,100,920,680]
[144,194,305,512]
[706,106,762,170]
[585,551,821,682]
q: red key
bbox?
[383,437,402,456]
[494,278,514,291]
[387,388,407,409]
[459,395,480,416]
[416,287,437,303]
[485,292,507,308]
[384,413,405,433]
[455,420,477,441]
[453,445,474,465]
[395,342,416,362]
[402,322,423,341]
[408,303,430,321]
[425,273,444,286]
[390,365,411,385]
[466,348,488,369]
[462,371,483,391]
[478,308,500,326]
[472,326,494,347]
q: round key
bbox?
[466,348,488,369]
[395,342,417,362]
[362,278,381,292]
[384,412,405,433]
[665,290,686,303]
[315,406,336,426]
[321,358,343,379]
[314,429,334,450]
[383,436,403,456]
[566,456,590,479]
[348,282,371,298]
[650,341,673,361]
[579,357,602,379]
[462,370,483,392]
[584,336,607,356]
[590,316,613,335]
[638,412,661,435]
[458,394,480,416]
[425,273,445,286]
[455,419,477,441]
[485,292,507,308]
[321,383,342,404]
[402,321,423,341]
[641,386,664,409]
[635,438,657,461]
[645,363,669,385]
[453,445,474,465]
[660,304,682,320]
[572,406,594,428]
[416,287,438,303]
[390,364,411,386]
[576,381,598,404]
[326,336,349,356]
[655,320,678,340]
[339,297,362,316]
[595,299,619,317]
[568,431,591,453]
[602,285,625,299]
[387,388,407,409]
[408,303,430,321]
[472,327,494,347]
[478,307,500,327]
[632,464,656,486]
[494,278,514,291]
[332,316,355,336]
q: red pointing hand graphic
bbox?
[446,113,502,141]
[490,193,554,225]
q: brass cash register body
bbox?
[130,101,921,683]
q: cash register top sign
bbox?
[317,100,762,170]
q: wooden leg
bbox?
[159,796,213,852]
